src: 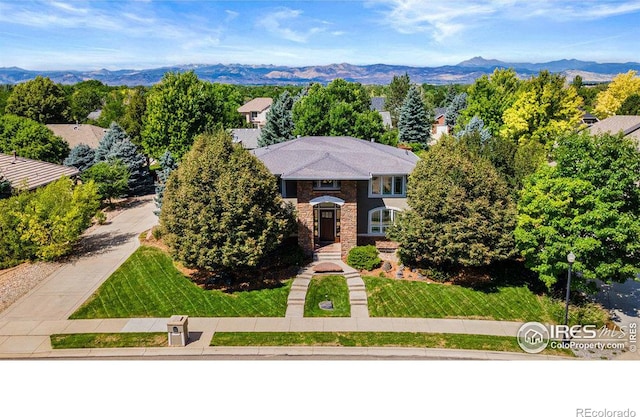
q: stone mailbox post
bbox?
[167,315,189,347]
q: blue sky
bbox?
[1,0,639,70]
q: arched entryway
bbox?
[310,196,344,244]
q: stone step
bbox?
[313,252,342,261]
[350,305,370,318]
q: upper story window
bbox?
[250,111,258,119]
[313,180,341,190]
[370,175,406,197]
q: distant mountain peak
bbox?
[457,56,506,67]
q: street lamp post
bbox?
[564,252,576,328]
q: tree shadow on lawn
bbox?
[449,259,547,295]
[189,264,300,294]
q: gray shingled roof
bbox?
[237,97,273,113]
[231,128,261,150]
[252,136,418,180]
[46,124,107,149]
[379,111,392,128]
[370,97,386,112]
[588,115,640,141]
[0,153,79,190]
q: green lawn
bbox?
[51,332,167,349]
[70,246,292,318]
[210,331,573,356]
[365,276,566,323]
[304,275,350,317]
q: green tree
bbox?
[0,114,69,163]
[96,89,126,128]
[64,144,95,172]
[258,90,295,147]
[459,68,520,136]
[0,85,14,116]
[388,137,516,269]
[160,130,295,273]
[384,73,411,126]
[515,132,640,290]
[292,79,382,140]
[594,70,640,118]
[398,85,430,146]
[5,76,70,123]
[119,86,148,146]
[501,71,583,146]
[94,121,127,163]
[142,71,241,159]
[82,160,130,205]
[69,81,106,122]
[15,178,99,260]
[618,94,640,115]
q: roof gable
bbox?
[237,97,273,113]
[252,136,419,180]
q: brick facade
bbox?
[296,181,358,260]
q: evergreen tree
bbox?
[64,144,95,172]
[160,130,295,274]
[258,91,294,147]
[398,85,430,146]
[94,122,152,196]
[107,138,153,196]
[94,122,128,163]
[154,150,178,216]
[456,116,491,145]
[388,137,516,269]
[444,92,468,130]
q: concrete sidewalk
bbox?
[0,316,559,359]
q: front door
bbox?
[319,210,335,241]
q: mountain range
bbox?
[1,57,639,86]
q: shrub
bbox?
[347,245,381,271]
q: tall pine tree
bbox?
[94,122,128,163]
[398,85,430,146]
[154,150,178,216]
[258,91,295,147]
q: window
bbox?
[313,180,341,190]
[368,208,399,234]
[370,175,405,196]
[250,111,258,119]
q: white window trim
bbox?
[368,175,406,198]
[313,180,341,191]
[368,207,402,235]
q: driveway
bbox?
[0,196,158,322]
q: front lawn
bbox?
[70,246,291,318]
[210,331,573,356]
[304,275,350,317]
[364,276,607,326]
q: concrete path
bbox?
[0,196,158,322]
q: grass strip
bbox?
[210,331,574,356]
[50,332,167,349]
[304,275,350,317]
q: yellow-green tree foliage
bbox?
[501,71,583,146]
[594,70,640,118]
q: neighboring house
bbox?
[252,136,419,259]
[237,98,273,128]
[231,128,261,150]
[581,111,599,126]
[588,115,640,144]
[46,123,107,149]
[0,152,79,191]
[370,97,392,128]
[87,109,102,121]
[431,107,449,141]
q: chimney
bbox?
[12,150,17,163]
[370,138,375,142]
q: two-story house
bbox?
[237,97,273,128]
[252,136,419,259]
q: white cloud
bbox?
[225,10,239,22]
[259,8,324,43]
[370,0,640,40]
